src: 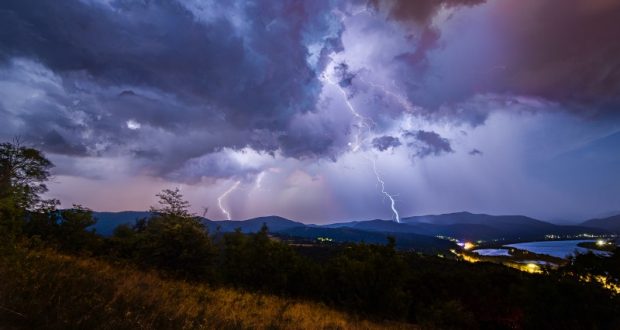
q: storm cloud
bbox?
[1,0,619,222]
[491,0,620,110]
[404,130,453,158]
[374,0,620,113]
[369,0,486,25]
[372,135,401,151]
[0,0,345,173]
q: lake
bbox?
[472,249,511,256]
[505,240,611,259]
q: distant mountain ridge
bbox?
[92,211,152,236]
[92,212,304,236]
[581,214,620,233]
[202,216,305,233]
[92,211,615,244]
[325,212,609,241]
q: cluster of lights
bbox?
[457,241,475,250]
[596,239,609,247]
[525,263,541,273]
[436,235,459,242]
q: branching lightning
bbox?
[322,71,401,222]
[366,80,418,114]
[323,75,371,152]
[217,180,240,220]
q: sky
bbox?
[1,0,619,223]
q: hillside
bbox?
[202,215,305,233]
[93,211,612,242]
[402,212,549,226]
[0,246,413,330]
[328,212,610,241]
[276,226,456,252]
[92,211,152,236]
[92,213,305,236]
[582,215,620,233]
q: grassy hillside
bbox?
[0,245,414,330]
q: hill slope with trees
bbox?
[2,141,620,329]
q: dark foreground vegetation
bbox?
[2,140,620,329]
[0,244,412,329]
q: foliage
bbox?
[112,188,217,279]
[3,142,620,329]
[0,245,407,329]
[23,204,101,253]
[219,225,317,295]
[562,247,620,287]
[0,140,54,235]
[149,188,192,218]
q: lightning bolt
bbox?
[255,171,266,190]
[368,156,400,222]
[366,80,419,114]
[217,180,240,220]
[322,73,373,152]
[322,70,401,223]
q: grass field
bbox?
[0,245,415,329]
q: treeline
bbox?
[2,141,620,329]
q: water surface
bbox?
[505,240,610,259]
[473,249,511,257]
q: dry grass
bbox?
[0,247,416,329]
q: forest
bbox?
[1,141,619,329]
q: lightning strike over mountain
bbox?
[322,70,401,222]
[217,180,241,220]
[368,156,401,222]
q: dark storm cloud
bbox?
[364,0,491,116]
[491,0,620,111]
[404,130,453,158]
[469,149,482,156]
[374,0,620,113]
[39,130,88,156]
[334,62,356,88]
[372,135,401,151]
[394,27,440,68]
[168,151,262,184]
[0,0,328,128]
[278,127,339,160]
[369,0,485,69]
[369,0,485,25]
[0,0,345,178]
[314,34,345,73]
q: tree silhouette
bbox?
[0,139,54,235]
[149,188,192,218]
[129,188,216,278]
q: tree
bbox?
[57,205,99,252]
[130,188,216,279]
[149,188,192,218]
[0,140,54,234]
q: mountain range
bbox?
[581,214,620,233]
[91,211,619,251]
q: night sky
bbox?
[1,0,619,223]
